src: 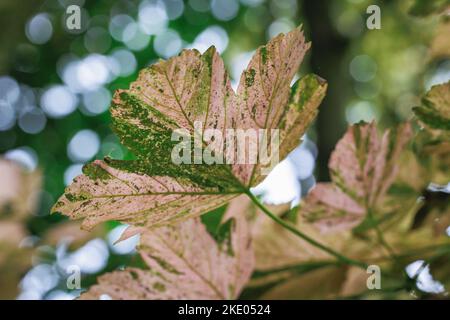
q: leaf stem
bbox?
[367,211,397,260]
[245,190,368,269]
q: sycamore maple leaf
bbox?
[80,201,253,300]
[244,120,449,299]
[0,158,41,299]
[413,81,450,131]
[244,191,449,299]
[52,27,327,230]
[412,82,450,185]
[300,122,414,233]
[411,82,450,234]
[410,81,450,296]
[232,199,367,299]
[251,201,450,299]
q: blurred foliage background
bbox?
[0,0,449,299]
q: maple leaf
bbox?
[300,122,414,233]
[216,196,352,298]
[409,82,450,247]
[229,93,449,299]
[80,201,253,300]
[245,196,449,299]
[0,158,41,221]
[412,81,450,185]
[229,196,361,298]
[0,158,41,299]
[52,27,327,230]
[413,81,450,131]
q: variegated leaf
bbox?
[226,197,351,292]
[53,159,239,230]
[249,204,375,299]
[413,81,450,131]
[80,205,253,300]
[228,194,448,299]
[52,27,327,230]
[413,81,450,185]
[301,122,414,233]
[250,199,449,299]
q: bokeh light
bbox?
[107,225,140,255]
[41,85,78,118]
[57,239,109,274]
[0,0,448,301]
[425,60,450,90]
[251,159,301,205]
[63,163,83,186]
[76,54,112,90]
[154,29,183,58]
[211,0,239,21]
[67,129,100,162]
[189,25,229,53]
[109,14,136,42]
[124,28,151,51]
[110,49,137,77]
[345,100,379,124]
[0,76,20,104]
[165,0,185,20]
[189,0,210,13]
[267,18,295,39]
[18,107,47,134]
[0,101,15,131]
[406,261,445,294]
[81,87,111,115]
[288,145,315,180]
[349,55,378,82]
[25,13,53,45]
[18,264,59,300]
[138,0,169,35]
[4,146,38,171]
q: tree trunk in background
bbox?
[302,0,351,181]
[0,1,40,74]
